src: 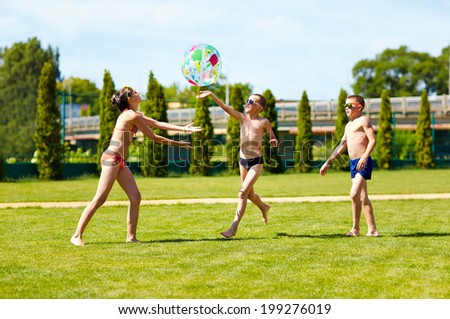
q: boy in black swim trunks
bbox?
[196,90,278,238]
[319,94,379,237]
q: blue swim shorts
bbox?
[350,156,373,180]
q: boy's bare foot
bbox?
[346,229,359,237]
[126,238,141,243]
[220,229,236,238]
[366,230,379,237]
[261,204,270,225]
[70,236,84,246]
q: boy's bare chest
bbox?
[241,118,265,132]
[346,120,364,135]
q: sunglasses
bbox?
[344,103,360,109]
[246,98,260,106]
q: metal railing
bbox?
[65,94,450,133]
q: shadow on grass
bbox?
[276,232,345,239]
[88,237,263,245]
[143,237,262,244]
[392,232,450,237]
[275,232,450,239]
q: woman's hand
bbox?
[184,123,202,134]
[177,141,192,149]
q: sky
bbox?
[1,0,449,101]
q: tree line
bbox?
[0,37,445,179]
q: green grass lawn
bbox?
[1,200,449,298]
[0,169,449,298]
[1,168,450,203]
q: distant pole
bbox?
[392,112,397,160]
[431,112,435,156]
[61,91,66,154]
[225,71,229,105]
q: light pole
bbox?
[61,91,66,150]
[0,57,5,168]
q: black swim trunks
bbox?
[239,157,263,170]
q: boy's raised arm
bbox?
[196,90,243,121]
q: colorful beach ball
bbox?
[181,43,222,86]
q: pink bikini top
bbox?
[120,108,138,134]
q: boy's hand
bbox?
[356,156,368,171]
[196,90,212,99]
[269,139,278,147]
[319,163,330,176]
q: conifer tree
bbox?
[34,61,63,180]
[295,91,313,172]
[376,90,393,169]
[97,70,118,171]
[261,89,283,173]
[226,84,244,174]
[189,87,214,175]
[0,155,4,181]
[332,88,350,170]
[2,37,59,156]
[140,71,169,177]
[415,90,434,168]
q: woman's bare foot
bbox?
[261,204,270,225]
[70,236,84,246]
[346,229,360,237]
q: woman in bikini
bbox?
[70,86,201,246]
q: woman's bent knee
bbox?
[92,196,107,208]
[129,192,141,205]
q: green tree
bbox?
[0,49,4,179]
[211,81,252,107]
[415,90,434,168]
[435,46,450,95]
[295,91,313,172]
[189,87,214,175]
[261,89,283,173]
[34,62,63,180]
[0,37,59,157]
[57,77,101,115]
[0,155,4,181]
[163,81,252,109]
[332,88,349,170]
[140,71,169,177]
[97,70,118,171]
[175,85,200,108]
[352,45,444,98]
[376,90,393,169]
[163,83,179,103]
[226,84,244,174]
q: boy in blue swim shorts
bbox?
[320,94,379,237]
